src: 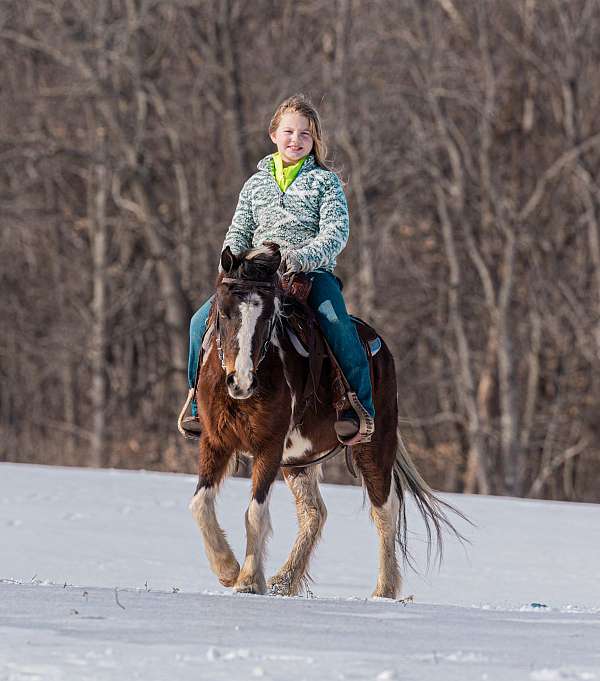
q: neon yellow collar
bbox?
[272,152,307,192]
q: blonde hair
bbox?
[268,94,331,170]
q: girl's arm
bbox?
[222,181,255,255]
[288,173,349,271]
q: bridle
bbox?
[215,277,279,373]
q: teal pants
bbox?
[187,271,374,418]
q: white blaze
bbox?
[235,294,263,391]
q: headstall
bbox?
[215,277,279,372]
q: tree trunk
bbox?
[90,153,109,468]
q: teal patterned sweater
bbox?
[222,154,349,273]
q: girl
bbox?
[181,94,374,444]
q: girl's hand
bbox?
[281,250,304,276]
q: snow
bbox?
[1,463,599,680]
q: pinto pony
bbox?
[189,243,460,598]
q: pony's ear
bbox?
[220,247,239,274]
[261,241,282,273]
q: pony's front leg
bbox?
[233,457,280,595]
[268,467,327,597]
[189,440,240,588]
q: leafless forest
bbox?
[3,0,600,501]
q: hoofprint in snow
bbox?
[1,463,599,681]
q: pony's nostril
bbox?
[249,372,257,390]
[226,372,236,387]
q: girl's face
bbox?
[270,112,314,166]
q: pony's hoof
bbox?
[371,587,397,599]
[267,574,296,597]
[233,575,266,595]
[268,582,289,597]
[269,585,292,597]
[218,562,240,587]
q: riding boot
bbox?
[178,390,203,440]
[334,395,375,446]
[334,410,361,439]
[181,416,202,438]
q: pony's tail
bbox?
[393,427,470,569]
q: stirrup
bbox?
[177,388,201,440]
[335,393,374,445]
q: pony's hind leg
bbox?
[370,480,401,599]
[189,441,240,587]
[356,447,402,599]
[233,456,280,595]
[268,466,327,597]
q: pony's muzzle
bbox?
[226,371,257,399]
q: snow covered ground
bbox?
[1,463,599,681]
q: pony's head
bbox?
[215,243,282,399]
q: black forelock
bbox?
[237,248,280,281]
